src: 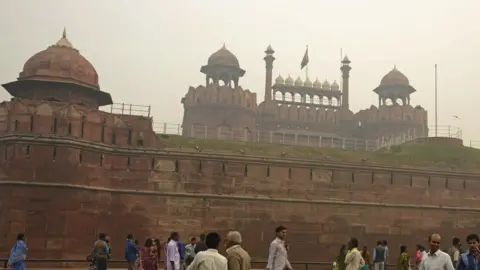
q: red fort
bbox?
[0,30,478,264]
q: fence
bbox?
[153,122,462,152]
[102,103,151,118]
[467,140,480,149]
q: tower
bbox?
[373,66,416,106]
[340,55,351,111]
[200,44,245,88]
[182,45,257,140]
[263,45,275,102]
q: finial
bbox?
[394,64,397,70]
[54,27,74,49]
[265,44,275,54]
[342,55,351,65]
[222,43,226,49]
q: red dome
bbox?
[19,30,99,90]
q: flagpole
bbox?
[435,64,438,137]
[306,45,309,80]
[306,64,309,81]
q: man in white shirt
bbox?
[167,232,181,270]
[187,232,227,270]
[419,233,454,270]
[266,226,292,270]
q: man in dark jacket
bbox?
[194,234,207,254]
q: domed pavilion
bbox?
[2,28,113,108]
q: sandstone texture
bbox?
[1,140,480,263]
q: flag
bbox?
[300,46,309,69]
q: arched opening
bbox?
[331,98,338,106]
[321,96,329,105]
[284,92,293,102]
[274,91,283,101]
[294,93,302,103]
[305,95,312,104]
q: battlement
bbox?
[354,104,427,124]
[0,98,162,148]
[182,84,257,113]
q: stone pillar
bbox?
[340,56,352,111]
[264,45,275,102]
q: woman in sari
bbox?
[8,233,28,270]
[151,239,159,270]
[397,245,409,270]
[153,239,161,270]
[334,245,347,270]
[361,246,371,270]
[141,238,155,270]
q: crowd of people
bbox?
[333,233,480,270]
[6,229,480,270]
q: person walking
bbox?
[185,237,197,266]
[345,238,365,270]
[93,233,109,270]
[418,233,454,270]
[372,241,386,270]
[7,233,28,270]
[456,234,480,270]
[225,231,251,270]
[396,245,409,270]
[266,226,292,270]
[167,232,181,270]
[125,234,138,270]
[187,232,227,270]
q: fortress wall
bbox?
[3,144,480,208]
[1,184,479,263]
[1,136,480,262]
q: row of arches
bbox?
[274,91,341,107]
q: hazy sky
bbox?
[1,0,479,143]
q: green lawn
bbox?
[158,134,480,171]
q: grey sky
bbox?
[1,0,479,142]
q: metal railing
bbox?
[468,140,480,149]
[0,258,403,270]
[102,103,151,118]
[153,122,462,151]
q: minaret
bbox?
[340,55,351,111]
[263,45,275,102]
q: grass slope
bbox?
[158,134,480,171]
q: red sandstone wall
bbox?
[1,98,479,264]
[1,142,480,263]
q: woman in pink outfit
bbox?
[140,239,156,270]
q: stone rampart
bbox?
[1,136,480,263]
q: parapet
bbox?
[182,84,257,113]
[354,104,427,124]
[0,98,161,148]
